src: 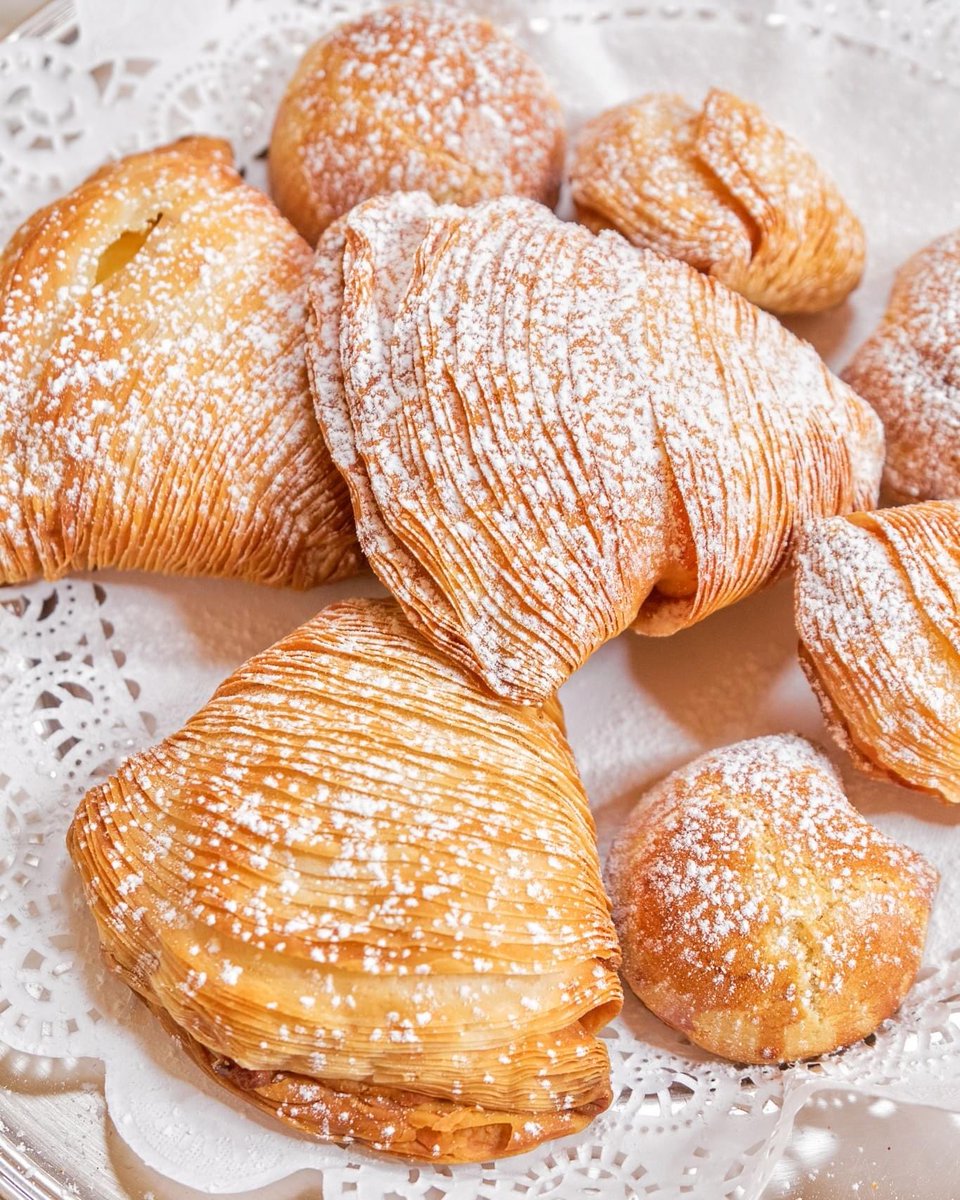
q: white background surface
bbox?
[1,1,960,1198]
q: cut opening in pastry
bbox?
[94,211,163,284]
[1,136,359,588]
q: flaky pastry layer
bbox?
[0,136,358,587]
[308,191,882,704]
[843,228,960,501]
[68,598,621,1162]
[571,90,865,314]
[796,501,960,804]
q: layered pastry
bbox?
[0,137,358,588]
[796,501,960,804]
[68,598,622,1163]
[843,228,960,500]
[269,5,565,245]
[606,735,937,1063]
[308,191,883,704]
[570,90,865,314]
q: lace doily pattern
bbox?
[0,583,145,1058]
[2,1,960,1197]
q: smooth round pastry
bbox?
[307,190,882,705]
[0,136,358,588]
[606,735,937,1063]
[268,5,565,245]
[570,89,865,314]
[796,501,960,804]
[843,228,960,500]
[68,598,622,1163]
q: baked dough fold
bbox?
[570,90,865,314]
[796,501,960,804]
[68,598,622,1162]
[0,137,358,587]
[309,192,882,703]
[843,228,960,500]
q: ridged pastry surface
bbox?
[606,735,937,1063]
[843,228,960,500]
[268,4,565,245]
[796,501,960,804]
[67,597,622,1163]
[0,136,358,588]
[570,89,865,314]
[308,191,882,704]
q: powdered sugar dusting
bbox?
[606,734,938,1063]
[796,501,960,803]
[843,228,960,501]
[308,190,882,703]
[0,137,358,588]
[67,597,621,1160]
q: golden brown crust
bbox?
[155,1003,607,1162]
[571,89,865,314]
[268,5,565,245]
[796,642,894,790]
[67,598,621,1162]
[795,501,960,804]
[843,229,960,501]
[606,736,937,1064]
[0,136,359,588]
[307,191,882,704]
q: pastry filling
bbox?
[95,211,163,283]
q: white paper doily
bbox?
[2,2,960,1198]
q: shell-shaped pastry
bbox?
[570,90,865,314]
[67,598,622,1163]
[308,191,883,704]
[843,229,960,500]
[796,501,960,804]
[268,4,565,246]
[0,137,358,588]
[606,735,937,1063]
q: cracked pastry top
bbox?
[606,734,937,1063]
